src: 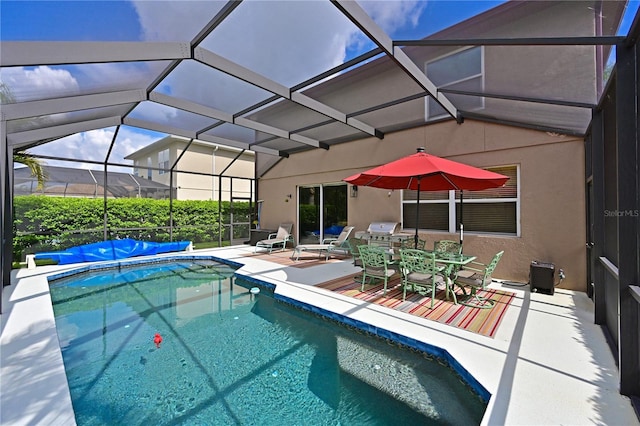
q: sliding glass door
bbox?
[298,184,347,244]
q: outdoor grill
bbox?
[368,221,399,234]
[355,222,410,248]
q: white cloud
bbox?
[1,66,80,101]
[30,131,108,167]
[133,1,226,42]
[358,0,426,34]
[131,101,179,123]
[75,62,161,91]
[30,127,157,172]
[116,127,159,159]
[202,1,356,86]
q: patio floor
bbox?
[1,245,638,425]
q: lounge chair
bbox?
[290,226,354,261]
[255,223,294,253]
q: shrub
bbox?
[13,196,252,260]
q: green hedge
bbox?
[13,196,252,260]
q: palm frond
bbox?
[14,152,47,190]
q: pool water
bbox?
[49,260,486,425]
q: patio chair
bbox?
[433,240,464,277]
[454,250,504,308]
[400,237,427,250]
[255,223,294,253]
[433,240,462,257]
[358,245,398,295]
[399,249,445,306]
[349,237,368,268]
[290,226,354,260]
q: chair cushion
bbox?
[407,272,444,284]
[366,267,396,278]
[456,273,485,288]
[257,238,285,245]
[456,269,477,278]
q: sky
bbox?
[2,0,638,171]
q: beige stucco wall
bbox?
[127,136,254,201]
[173,144,254,200]
[258,120,586,291]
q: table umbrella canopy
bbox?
[343,148,509,191]
[343,147,509,246]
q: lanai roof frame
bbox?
[1,0,634,161]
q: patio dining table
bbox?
[429,251,477,304]
[386,248,476,304]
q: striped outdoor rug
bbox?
[317,274,514,338]
[243,249,349,269]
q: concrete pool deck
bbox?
[1,245,638,425]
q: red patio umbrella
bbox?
[343,147,509,248]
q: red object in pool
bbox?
[153,333,163,348]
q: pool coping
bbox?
[2,245,638,426]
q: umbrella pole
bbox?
[415,178,421,249]
[459,190,464,245]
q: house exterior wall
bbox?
[258,120,586,291]
[127,136,255,201]
[254,1,607,292]
[172,143,254,201]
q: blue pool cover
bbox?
[35,239,191,265]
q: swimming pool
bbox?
[49,258,487,425]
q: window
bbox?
[133,160,140,177]
[147,157,152,180]
[158,149,169,175]
[426,47,484,120]
[402,165,519,235]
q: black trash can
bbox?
[530,261,555,295]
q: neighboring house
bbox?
[125,135,255,201]
[254,1,619,290]
[14,165,171,199]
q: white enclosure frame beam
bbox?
[332,0,459,121]
[0,41,191,66]
[2,90,147,121]
[149,92,233,123]
[149,92,324,148]
[194,46,383,139]
[198,133,282,156]
[123,117,197,139]
[7,116,122,148]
